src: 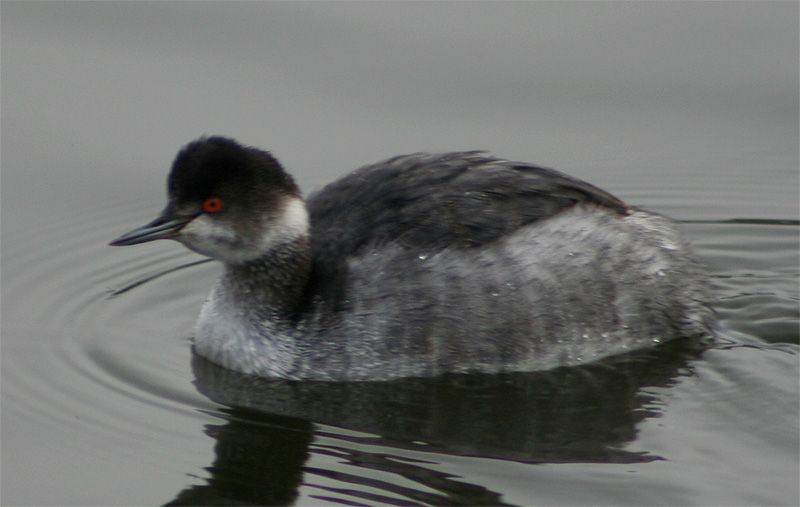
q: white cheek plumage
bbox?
[179,215,240,259]
[179,197,309,263]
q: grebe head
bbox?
[109,136,308,264]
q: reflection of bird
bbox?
[111,136,714,380]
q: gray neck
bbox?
[220,236,312,321]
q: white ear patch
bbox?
[256,197,309,253]
[179,197,309,263]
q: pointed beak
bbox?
[109,211,195,246]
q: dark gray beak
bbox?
[109,212,195,246]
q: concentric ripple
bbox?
[2,203,218,437]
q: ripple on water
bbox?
[2,203,220,446]
[682,221,799,344]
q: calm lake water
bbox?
[2,2,798,506]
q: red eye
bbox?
[202,196,224,213]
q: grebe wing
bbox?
[307,152,627,259]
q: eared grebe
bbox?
[110,137,714,381]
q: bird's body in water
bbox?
[111,137,715,381]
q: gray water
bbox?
[2,2,798,506]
